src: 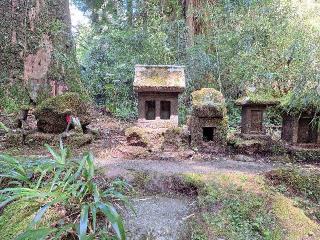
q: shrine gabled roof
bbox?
[191,88,227,117]
[133,65,186,93]
[235,96,280,106]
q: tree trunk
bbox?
[0,0,76,105]
[185,0,195,47]
[127,0,133,26]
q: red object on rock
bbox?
[66,115,71,124]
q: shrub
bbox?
[0,141,128,239]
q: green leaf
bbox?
[79,204,89,240]
[84,152,95,181]
[98,202,126,240]
[0,196,17,209]
[30,204,51,228]
[91,204,97,233]
[15,228,57,240]
[45,144,63,164]
[35,169,48,189]
[0,121,9,132]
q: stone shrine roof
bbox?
[133,65,186,93]
[235,96,280,106]
[191,88,227,117]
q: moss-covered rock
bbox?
[191,88,226,117]
[34,92,91,133]
[24,132,93,148]
[161,127,189,150]
[125,126,149,147]
[233,138,272,155]
[64,133,93,147]
[288,147,320,163]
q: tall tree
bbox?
[0,0,77,108]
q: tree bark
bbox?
[127,0,133,26]
[0,0,75,104]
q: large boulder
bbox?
[34,92,91,133]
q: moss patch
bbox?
[161,127,189,150]
[272,194,320,239]
[35,92,88,115]
[265,168,320,204]
[0,200,39,240]
[191,88,226,117]
[183,172,320,240]
[125,126,149,147]
[290,147,320,163]
[134,65,185,89]
[235,91,280,106]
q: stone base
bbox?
[239,133,271,141]
[286,145,320,162]
[136,119,178,129]
[5,131,93,148]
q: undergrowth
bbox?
[0,141,129,240]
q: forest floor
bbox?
[1,113,320,239]
[87,115,320,240]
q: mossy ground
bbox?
[0,200,39,240]
[0,200,59,240]
[183,172,320,240]
[266,168,320,223]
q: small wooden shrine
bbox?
[282,112,320,146]
[235,96,279,137]
[133,65,185,128]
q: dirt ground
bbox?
[2,112,320,239]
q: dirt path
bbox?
[123,196,193,240]
[96,157,283,177]
[97,156,287,239]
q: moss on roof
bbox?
[192,88,225,107]
[279,90,320,115]
[134,65,185,91]
[235,91,280,106]
[191,88,227,117]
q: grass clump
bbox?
[0,142,128,240]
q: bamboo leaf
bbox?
[15,228,57,240]
[45,144,62,165]
[91,204,97,233]
[79,204,89,240]
[97,203,126,240]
